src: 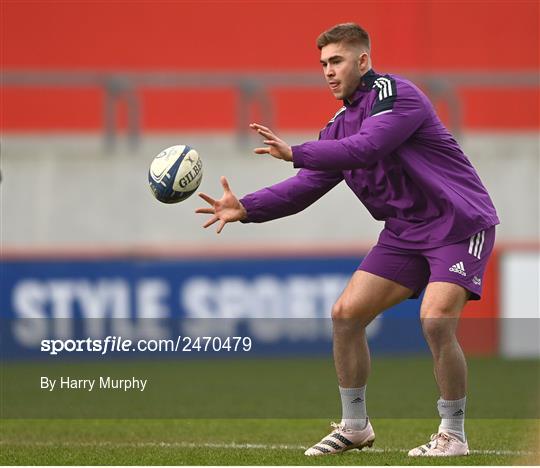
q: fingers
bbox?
[256,128,274,139]
[195,207,215,214]
[254,147,270,154]
[216,219,227,234]
[220,175,231,193]
[198,178,234,233]
[250,123,276,140]
[202,215,219,229]
[250,122,270,132]
[198,192,216,205]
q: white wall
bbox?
[500,251,540,358]
[1,132,538,248]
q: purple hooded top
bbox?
[240,69,499,249]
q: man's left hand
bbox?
[250,123,293,162]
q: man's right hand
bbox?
[195,176,247,234]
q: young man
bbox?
[196,23,499,457]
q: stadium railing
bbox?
[3,70,538,151]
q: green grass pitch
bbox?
[1,418,539,465]
[1,356,539,465]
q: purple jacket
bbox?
[240,69,499,249]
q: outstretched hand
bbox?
[250,123,293,162]
[195,176,247,234]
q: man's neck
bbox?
[344,69,375,105]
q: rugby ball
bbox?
[148,145,203,204]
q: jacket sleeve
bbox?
[292,81,428,170]
[239,168,343,223]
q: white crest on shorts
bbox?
[449,261,467,277]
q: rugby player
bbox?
[196,23,499,457]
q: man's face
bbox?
[320,42,367,101]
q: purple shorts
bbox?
[358,226,496,300]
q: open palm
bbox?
[195,176,247,234]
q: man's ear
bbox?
[358,52,369,71]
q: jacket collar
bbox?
[344,69,379,107]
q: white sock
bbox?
[437,396,466,442]
[339,385,368,431]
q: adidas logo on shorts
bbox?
[449,261,467,277]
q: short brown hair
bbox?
[316,23,370,51]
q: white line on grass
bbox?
[0,440,536,456]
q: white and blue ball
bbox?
[148,145,203,204]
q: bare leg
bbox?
[420,282,469,399]
[332,271,413,389]
[305,271,417,456]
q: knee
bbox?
[420,305,459,343]
[421,318,450,344]
[331,299,370,327]
[332,299,354,320]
